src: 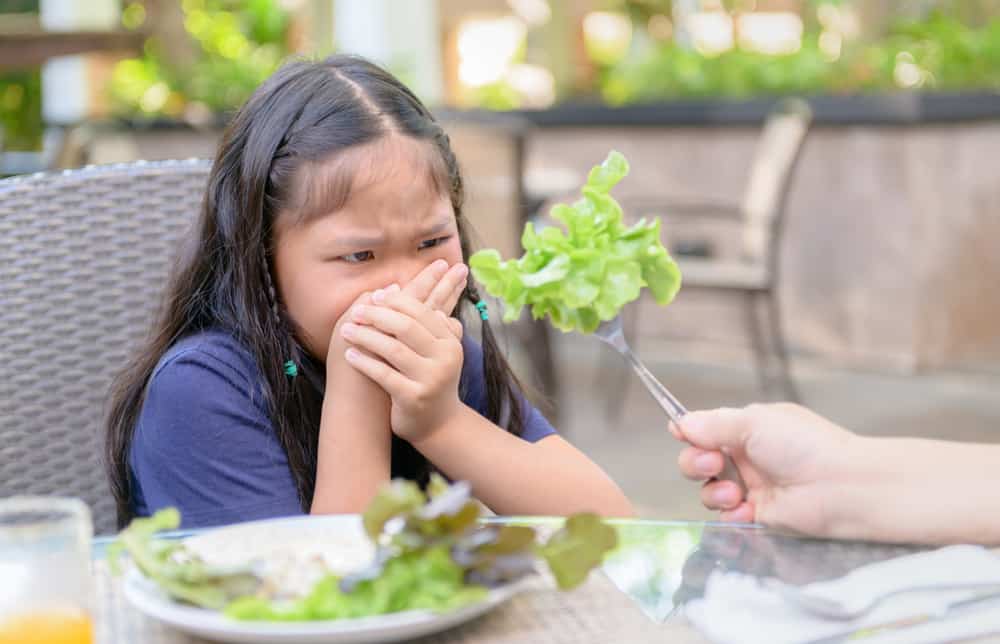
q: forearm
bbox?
[829,436,1000,545]
[311,381,391,514]
[413,405,634,517]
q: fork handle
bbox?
[622,348,687,422]
[622,348,748,495]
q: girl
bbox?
[105,55,633,529]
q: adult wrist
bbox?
[822,433,897,541]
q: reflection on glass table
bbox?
[484,517,924,623]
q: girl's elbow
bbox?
[607,497,637,518]
[591,490,635,518]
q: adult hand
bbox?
[674,403,859,536]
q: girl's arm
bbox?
[342,288,634,518]
[414,405,634,517]
[311,291,392,515]
[312,262,471,514]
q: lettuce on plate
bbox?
[469,150,681,333]
[111,475,617,621]
[107,508,259,610]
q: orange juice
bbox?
[0,609,93,644]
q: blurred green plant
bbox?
[0,0,41,150]
[108,0,291,121]
[469,81,523,111]
[0,70,43,151]
[596,11,1000,104]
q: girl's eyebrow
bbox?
[333,215,454,249]
[418,217,455,238]
[335,233,385,248]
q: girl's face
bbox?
[273,135,463,362]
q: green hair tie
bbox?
[475,301,489,321]
[284,360,298,377]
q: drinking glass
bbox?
[0,497,94,644]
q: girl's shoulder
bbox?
[155,328,255,373]
[151,328,263,397]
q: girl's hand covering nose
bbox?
[341,287,464,443]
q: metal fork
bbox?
[765,577,1000,621]
[594,314,747,494]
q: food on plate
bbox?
[110,475,617,621]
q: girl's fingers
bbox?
[344,347,414,398]
[444,314,463,340]
[426,263,468,313]
[352,303,437,355]
[341,323,426,377]
[401,259,449,303]
[700,479,744,511]
[373,290,452,339]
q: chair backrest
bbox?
[740,98,812,266]
[0,159,212,534]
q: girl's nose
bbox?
[390,258,431,289]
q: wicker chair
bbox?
[0,160,211,534]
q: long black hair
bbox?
[105,55,525,527]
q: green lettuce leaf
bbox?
[539,513,619,590]
[109,507,260,610]
[362,478,426,539]
[225,547,486,621]
[469,151,682,333]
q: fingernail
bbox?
[372,289,384,304]
[433,259,448,272]
[696,453,718,475]
[345,348,361,361]
[341,323,358,338]
[352,305,367,322]
[387,283,400,292]
[455,264,469,277]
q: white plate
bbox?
[122,514,525,644]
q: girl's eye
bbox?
[419,236,452,250]
[340,250,375,264]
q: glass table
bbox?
[90,517,929,644]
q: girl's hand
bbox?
[340,289,464,443]
[402,259,468,316]
[325,290,378,383]
[400,259,467,338]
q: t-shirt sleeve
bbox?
[129,346,304,528]
[460,336,558,443]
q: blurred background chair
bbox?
[0,160,210,534]
[604,98,813,420]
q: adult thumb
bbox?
[678,407,751,453]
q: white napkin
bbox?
[685,545,1000,644]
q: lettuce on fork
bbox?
[469,150,681,333]
[111,475,617,621]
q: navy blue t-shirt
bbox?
[128,328,556,528]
